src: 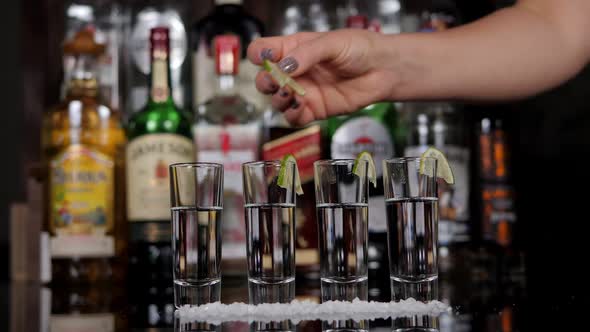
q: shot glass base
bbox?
[250,319,294,332]
[322,319,369,332]
[390,276,438,302]
[248,278,295,304]
[320,277,368,302]
[390,277,439,332]
[175,312,220,332]
[174,278,221,308]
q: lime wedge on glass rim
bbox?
[353,151,377,187]
[262,59,306,96]
[420,147,455,184]
[277,154,304,195]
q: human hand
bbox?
[248,30,397,125]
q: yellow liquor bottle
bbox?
[42,28,126,285]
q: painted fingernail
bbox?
[279,88,289,98]
[261,48,273,60]
[264,74,279,90]
[278,57,298,73]
[290,99,300,109]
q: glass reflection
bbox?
[322,319,369,332]
[250,319,294,332]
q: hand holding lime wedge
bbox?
[353,151,377,188]
[420,147,455,184]
[277,154,304,195]
[262,59,306,96]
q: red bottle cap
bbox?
[346,15,368,29]
[150,27,170,54]
[215,35,240,75]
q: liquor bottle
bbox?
[194,35,261,271]
[191,0,265,112]
[262,112,323,280]
[125,1,191,115]
[369,0,402,34]
[270,0,331,35]
[64,0,127,111]
[126,27,194,284]
[478,118,517,248]
[477,116,523,295]
[41,28,126,285]
[404,103,471,248]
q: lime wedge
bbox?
[277,154,304,195]
[353,151,377,187]
[262,59,306,96]
[420,147,455,184]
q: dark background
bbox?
[1,1,587,327]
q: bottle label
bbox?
[126,134,194,221]
[49,145,115,258]
[193,40,268,112]
[405,145,470,244]
[262,125,322,183]
[482,184,516,246]
[195,123,259,258]
[330,116,394,177]
[151,59,169,102]
[263,125,322,265]
[130,9,187,111]
[51,313,114,332]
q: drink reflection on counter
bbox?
[322,319,369,332]
[128,283,175,329]
[174,311,220,332]
[251,320,294,332]
[43,285,127,332]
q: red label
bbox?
[262,125,322,184]
[215,35,240,75]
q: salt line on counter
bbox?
[177,298,450,324]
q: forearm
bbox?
[388,0,590,101]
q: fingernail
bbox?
[278,57,298,73]
[261,48,273,60]
[279,88,289,98]
[264,74,279,90]
[290,99,300,109]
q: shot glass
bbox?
[170,163,223,308]
[314,159,369,302]
[243,160,296,304]
[383,157,439,331]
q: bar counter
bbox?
[5,244,538,332]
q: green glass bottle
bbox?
[125,27,194,284]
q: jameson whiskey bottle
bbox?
[42,28,126,285]
[126,27,194,284]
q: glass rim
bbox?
[169,162,223,169]
[314,159,358,166]
[383,156,437,164]
[242,160,295,168]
